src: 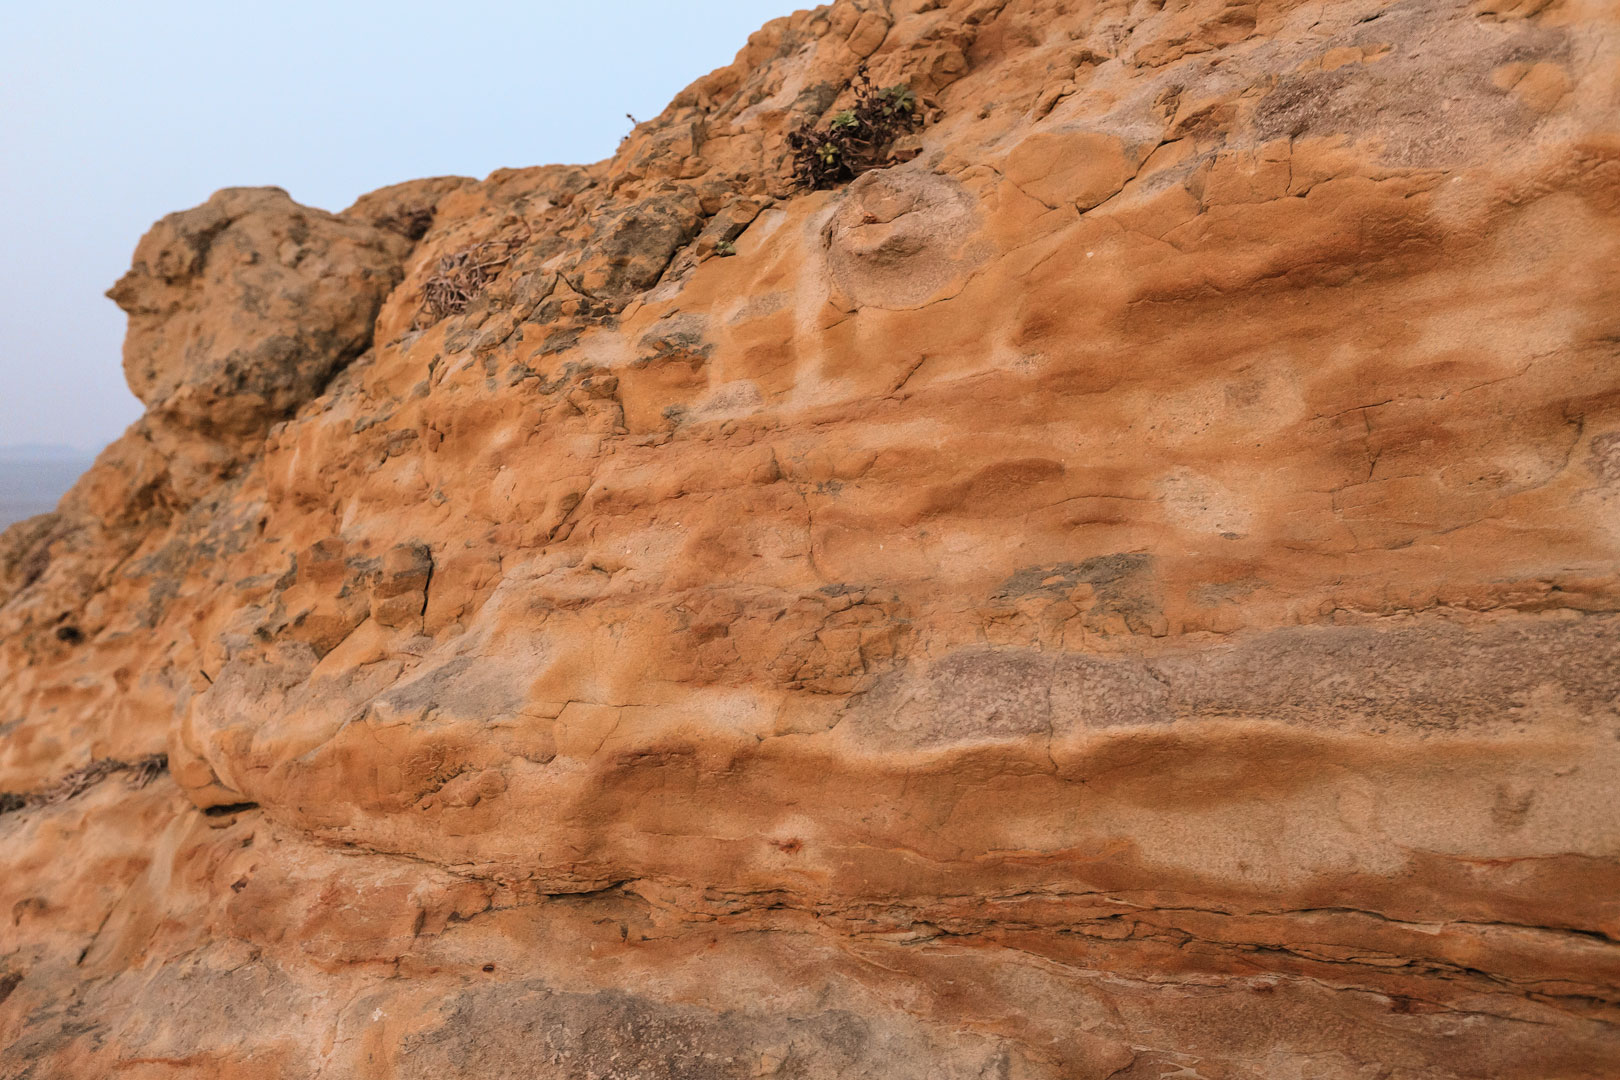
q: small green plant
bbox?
[714,239,737,257]
[788,65,925,191]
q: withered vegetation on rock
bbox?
[415,225,532,327]
[2,0,1620,1077]
[0,754,168,816]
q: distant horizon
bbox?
[0,0,800,454]
[0,443,98,461]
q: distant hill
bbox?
[0,443,94,464]
[0,449,92,528]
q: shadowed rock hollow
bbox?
[3,0,1619,1076]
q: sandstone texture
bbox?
[4,0,1620,1076]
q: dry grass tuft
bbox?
[125,753,170,790]
[415,226,531,327]
[0,753,170,815]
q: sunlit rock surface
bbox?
[3,0,1619,1075]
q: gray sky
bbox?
[0,0,797,455]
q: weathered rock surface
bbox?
[3,0,1619,1076]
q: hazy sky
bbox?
[0,0,798,454]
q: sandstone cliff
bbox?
[3,0,1619,1076]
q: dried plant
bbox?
[1,753,170,815]
[788,65,924,191]
[415,226,531,327]
[37,759,124,804]
[126,753,170,789]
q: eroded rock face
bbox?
[824,169,986,307]
[3,0,1620,1076]
[108,186,409,441]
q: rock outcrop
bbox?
[3,0,1619,1076]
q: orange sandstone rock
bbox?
[3,0,1620,1076]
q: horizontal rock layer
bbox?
[2,0,1619,1076]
